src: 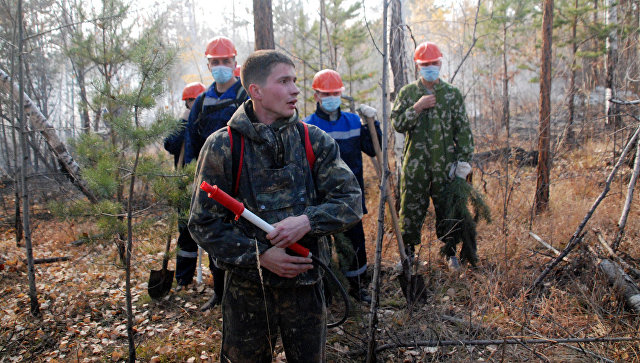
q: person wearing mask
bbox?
[189,50,362,362]
[164,82,213,294]
[184,36,248,310]
[391,41,476,270]
[303,69,381,303]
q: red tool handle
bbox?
[199,181,311,258]
[200,181,244,219]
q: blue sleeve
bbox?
[184,95,203,164]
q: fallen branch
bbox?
[0,69,97,203]
[532,125,640,289]
[23,256,70,265]
[529,232,567,261]
[349,336,638,356]
[611,140,640,251]
[509,319,615,363]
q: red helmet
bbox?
[234,64,241,77]
[414,42,442,64]
[312,69,345,93]
[205,36,237,59]
[182,82,206,100]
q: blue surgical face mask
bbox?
[211,65,234,84]
[321,96,341,112]
[420,65,440,82]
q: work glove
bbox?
[448,161,472,180]
[357,104,377,119]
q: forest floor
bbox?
[1,133,640,362]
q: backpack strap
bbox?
[228,126,244,196]
[298,122,316,171]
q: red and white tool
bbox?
[199,181,311,258]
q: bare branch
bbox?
[449,0,482,83]
[532,125,640,289]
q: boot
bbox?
[446,255,461,271]
[348,277,372,304]
[200,292,221,311]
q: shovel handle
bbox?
[199,181,311,258]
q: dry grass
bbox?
[1,136,639,362]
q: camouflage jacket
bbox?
[391,79,474,179]
[188,100,363,288]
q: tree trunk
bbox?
[389,0,408,203]
[605,0,619,127]
[17,0,40,317]
[77,72,91,132]
[565,0,578,148]
[125,149,140,362]
[319,0,324,69]
[0,103,12,172]
[534,0,554,214]
[502,24,510,138]
[253,0,275,50]
[0,69,98,203]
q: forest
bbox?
[1,0,639,361]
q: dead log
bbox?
[0,69,97,203]
[23,256,70,264]
[473,147,538,168]
[597,258,640,313]
[595,231,640,280]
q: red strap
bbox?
[234,134,244,196]
[302,122,315,170]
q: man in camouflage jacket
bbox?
[391,41,476,269]
[189,50,362,362]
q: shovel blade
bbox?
[148,269,174,299]
[398,272,427,304]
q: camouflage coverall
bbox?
[391,79,475,262]
[188,100,362,362]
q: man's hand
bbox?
[267,215,311,249]
[413,95,436,113]
[259,247,313,278]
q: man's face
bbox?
[253,63,299,119]
[185,98,196,110]
[207,57,236,70]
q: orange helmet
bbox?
[182,82,206,100]
[234,64,241,77]
[205,36,237,59]
[414,42,442,64]
[312,69,345,93]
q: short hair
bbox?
[241,50,295,89]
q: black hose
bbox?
[310,255,350,328]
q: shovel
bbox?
[357,106,426,304]
[148,228,174,299]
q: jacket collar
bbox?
[314,103,341,121]
[228,100,299,142]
